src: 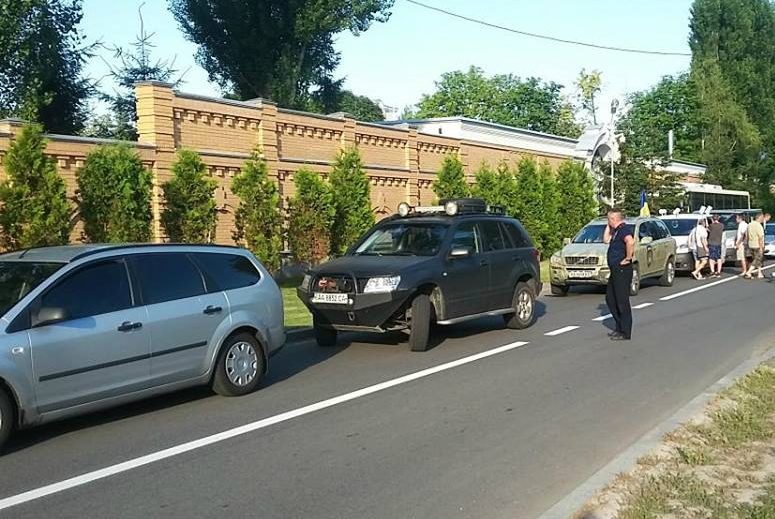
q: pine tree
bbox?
[161,150,218,243]
[76,144,152,243]
[287,169,336,265]
[513,157,545,252]
[471,162,498,203]
[0,124,72,249]
[432,154,469,201]
[556,160,597,239]
[538,161,561,254]
[329,147,374,255]
[231,150,283,271]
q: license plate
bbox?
[312,292,350,304]
[568,270,595,279]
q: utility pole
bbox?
[609,99,619,206]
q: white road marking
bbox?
[632,302,654,309]
[660,264,775,301]
[592,314,612,322]
[0,340,530,512]
[545,326,580,336]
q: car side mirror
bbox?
[641,236,654,245]
[35,306,69,327]
[563,237,572,246]
[449,247,472,259]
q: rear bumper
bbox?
[675,252,695,272]
[297,287,411,331]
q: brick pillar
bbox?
[258,101,280,182]
[342,116,356,148]
[406,128,420,205]
[135,81,175,243]
[459,141,473,185]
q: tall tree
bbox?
[87,5,181,140]
[512,157,545,252]
[329,147,374,255]
[556,160,596,239]
[538,161,561,254]
[287,168,336,265]
[161,150,218,243]
[432,154,469,201]
[169,0,394,109]
[416,66,580,137]
[471,160,516,211]
[0,125,72,249]
[0,0,92,133]
[576,69,602,125]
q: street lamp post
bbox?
[609,99,619,207]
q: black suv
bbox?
[297,198,542,351]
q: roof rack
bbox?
[396,198,506,218]
[71,243,242,261]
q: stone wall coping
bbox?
[278,108,346,122]
[356,120,413,134]
[46,133,156,149]
[175,91,269,110]
[197,149,252,160]
[281,156,410,173]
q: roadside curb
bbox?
[286,327,314,342]
[536,341,775,519]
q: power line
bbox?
[404,0,691,57]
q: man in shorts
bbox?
[707,214,725,277]
[690,218,709,280]
[745,213,765,279]
[735,213,749,274]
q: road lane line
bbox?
[0,340,530,512]
[545,326,580,336]
[660,264,775,301]
[632,302,654,309]
[592,314,612,321]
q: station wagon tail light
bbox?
[363,276,401,293]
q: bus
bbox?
[679,182,751,212]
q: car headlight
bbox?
[363,276,401,293]
[550,254,563,267]
[300,274,312,291]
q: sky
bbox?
[80,0,695,121]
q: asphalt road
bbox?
[2,264,775,518]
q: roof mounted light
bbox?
[444,201,459,216]
[397,202,412,217]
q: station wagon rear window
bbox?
[663,218,699,236]
[354,223,449,257]
[0,261,63,316]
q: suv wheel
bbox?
[629,266,640,296]
[660,257,675,287]
[314,318,338,347]
[550,283,569,297]
[504,282,535,329]
[408,294,432,352]
[0,388,15,453]
[212,332,266,397]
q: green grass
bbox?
[540,259,550,284]
[280,280,312,329]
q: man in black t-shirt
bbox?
[707,214,725,277]
[603,209,635,340]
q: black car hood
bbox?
[311,255,434,277]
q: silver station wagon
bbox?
[0,244,285,452]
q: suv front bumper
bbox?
[297,287,412,332]
[550,265,610,286]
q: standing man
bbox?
[745,213,765,279]
[690,218,709,280]
[603,208,634,341]
[707,214,725,277]
[735,213,749,275]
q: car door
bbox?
[442,221,490,319]
[652,219,671,271]
[129,253,229,385]
[637,221,658,276]
[28,257,151,414]
[478,220,518,310]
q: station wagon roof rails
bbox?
[70,243,242,261]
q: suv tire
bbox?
[212,332,266,397]
[629,265,640,296]
[314,318,338,347]
[504,282,535,329]
[660,257,675,287]
[550,283,569,297]
[0,388,14,453]
[408,294,432,352]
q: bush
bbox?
[513,157,545,252]
[433,153,469,201]
[0,124,72,249]
[231,150,283,271]
[76,144,152,243]
[287,169,335,265]
[557,160,597,239]
[329,147,374,255]
[161,150,218,243]
[472,160,516,210]
[538,161,561,254]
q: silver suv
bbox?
[0,244,284,452]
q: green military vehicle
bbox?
[549,216,677,296]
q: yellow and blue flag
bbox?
[639,189,650,217]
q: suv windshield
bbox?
[662,218,698,236]
[354,223,448,256]
[0,261,64,316]
[573,224,634,244]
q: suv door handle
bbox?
[479,259,490,267]
[117,321,142,332]
[203,305,223,315]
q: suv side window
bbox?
[40,259,132,322]
[193,253,261,291]
[451,222,480,253]
[638,221,656,241]
[501,222,529,248]
[132,253,205,305]
[479,221,506,251]
[655,220,670,239]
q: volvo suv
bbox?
[297,199,542,352]
[0,244,284,452]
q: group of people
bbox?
[688,212,771,280]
